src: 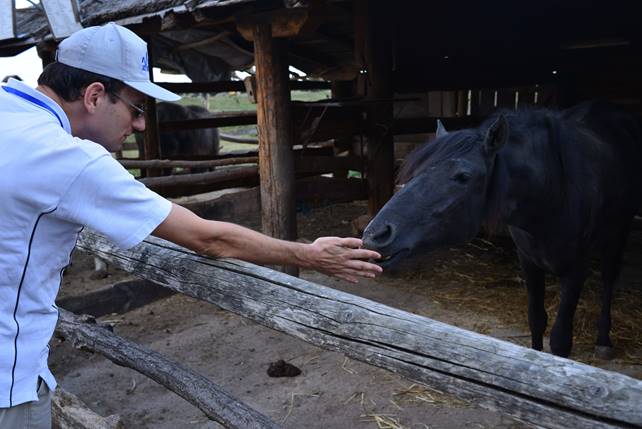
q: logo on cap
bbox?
[141,54,149,72]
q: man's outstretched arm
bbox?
[152,203,382,283]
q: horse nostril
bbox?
[370,222,397,247]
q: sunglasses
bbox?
[113,92,146,119]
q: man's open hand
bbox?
[303,237,382,283]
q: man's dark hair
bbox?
[37,62,126,102]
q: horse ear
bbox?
[482,114,509,157]
[436,119,448,138]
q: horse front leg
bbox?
[550,267,587,358]
[518,253,547,351]
[596,228,630,360]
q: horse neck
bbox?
[483,118,565,234]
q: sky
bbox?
[0,0,191,86]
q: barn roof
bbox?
[3,1,642,95]
[3,0,261,81]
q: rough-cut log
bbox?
[139,166,258,189]
[254,20,298,276]
[171,188,260,222]
[158,80,330,94]
[219,133,259,144]
[76,232,642,429]
[142,39,161,178]
[120,155,356,174]
[360,0,395,215]
[236,7,323,41]
[159,111,257,132]
[52,388,123,429]
[119,156,258,170]
[56,279,175,318]
[55,309,280,429]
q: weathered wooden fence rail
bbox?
[75,231,642,429]
[55,309,280,429]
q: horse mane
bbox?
[397,129,481,184]
[397,106,572,235]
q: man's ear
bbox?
[82,82,107,114]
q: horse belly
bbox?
[509,226,579,274]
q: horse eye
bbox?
[452,171,472,183]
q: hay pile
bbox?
[396,237,642,370]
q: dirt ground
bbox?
[50,201,642,429]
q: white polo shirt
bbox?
[0,79,172,408]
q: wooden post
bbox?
[142,38,161,177]
[253,21,298,276]
[331,80,355,179]
[358,0,394,215]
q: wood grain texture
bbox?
[253,21,297,276]
[76,231,642,429]
[55,309,280,429]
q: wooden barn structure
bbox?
[2,1,642,428]
[5,1,642,275]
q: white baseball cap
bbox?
[56,22,180,101]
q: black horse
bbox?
[363,102,642,358]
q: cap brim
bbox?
[125,80,181,101]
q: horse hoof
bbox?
[594,346,615,360]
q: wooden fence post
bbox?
[142,37,161,177]
[358,0,394,215]
[253,21,298,276]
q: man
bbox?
[0,23,382,428]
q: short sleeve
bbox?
[56,154,172,249]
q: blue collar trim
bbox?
[2,85,65,129]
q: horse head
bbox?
[363,116,509,268]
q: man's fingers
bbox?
[345,248,382,261]
[346,260,382,274]
[338,237,363,248]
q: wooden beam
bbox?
[118,156,258,170]
[159,111,257,132]
[0,0,15,41]
[157,80,331,94]
[40,0,82,39]
[220,133,258,144]
[166,176,366,222]
[143,176,260,199]
[77,232,642,429]
[56,279,174,318]
[139,166,259,189]
[143,38,161,177]
[236,7,322,41]
[253,20,298,276]
[360,0,395,215]
[55,309,280,429]
[172,188,260,222]
[52,388,123,429]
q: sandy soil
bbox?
[50,201,642,428]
